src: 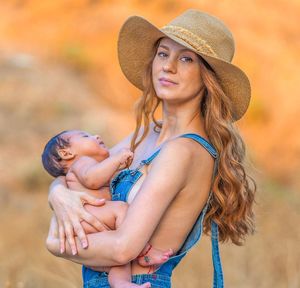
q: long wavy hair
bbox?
[129,39,256,245]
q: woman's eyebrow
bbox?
[158,44,192,53]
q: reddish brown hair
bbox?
[130,40,256,245]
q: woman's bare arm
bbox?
[47,138,195,266]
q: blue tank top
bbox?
[82,133,224,288]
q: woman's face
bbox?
[152,37,204,104]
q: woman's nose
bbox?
[94,135,100,140]
[162,58,177,73]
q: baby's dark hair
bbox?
[42,131,70,177]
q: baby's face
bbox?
[63,130,109,161]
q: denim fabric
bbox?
[83,269,171,288]
[83,133,224,287]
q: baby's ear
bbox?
[57,148,75,160]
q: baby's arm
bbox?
[71,148,133,190]
[66,172,112,200]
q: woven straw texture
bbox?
[118,9,251,121]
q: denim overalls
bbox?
[82,133,224,288]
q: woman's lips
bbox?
[158,77,178,86]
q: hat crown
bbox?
[162,9,235,62]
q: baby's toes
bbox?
[163,248,173,257]
[160,255,170,263]
[140,282,151,288]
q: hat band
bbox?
[161,25,217,58]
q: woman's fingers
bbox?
[64,221,77,255]
[58,223,66,254]
[72,220,88,249]
[81,211,110,232]
[49,182,108,253]
[81,194,106,207]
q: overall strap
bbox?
[139,132,217,168]
[139,149,161,166]
[179,133,217,159]
[180,134,223,287]
[211,220,224,288]
[139,133,223,287]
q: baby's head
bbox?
[42,130,109,177]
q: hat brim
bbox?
[118,16,251,121]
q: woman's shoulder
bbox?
[162,136,196,155]
[164,133,213,155]
[157,135,214,172]
[155,137,199,166]
[144,137,213,195]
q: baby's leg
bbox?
[78,201,129,234]
[108,264,151,288]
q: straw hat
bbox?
[118,9,251,121]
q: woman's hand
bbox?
[48,177,107,255]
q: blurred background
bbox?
[0,0,299,287]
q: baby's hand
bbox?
[117,148,134,169]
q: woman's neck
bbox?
[155,105,207,146]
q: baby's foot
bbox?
[135,283,151,288]
[137,243,173,267]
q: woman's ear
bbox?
[57,148,75,160]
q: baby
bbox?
[42,130,173,288]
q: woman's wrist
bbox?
[48,176,67,210]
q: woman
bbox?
[47,9,256,287]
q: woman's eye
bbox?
[157,51,168,58]
[82,135,89,138]
[181,56,193,62]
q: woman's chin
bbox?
[157,96,183,104]
[156,91,178,101]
